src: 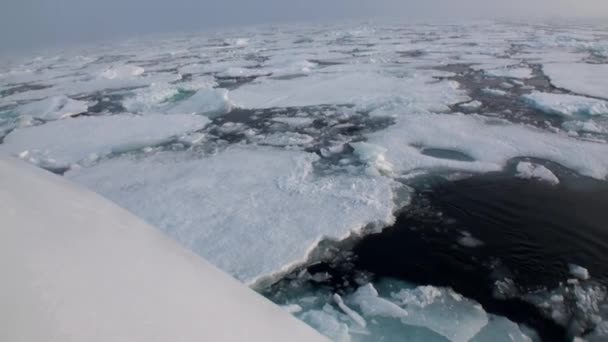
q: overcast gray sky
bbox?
[1,0,608,50]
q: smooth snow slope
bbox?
[0,157,327,342]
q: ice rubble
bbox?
[1,114,210,170]
[288,280,533,342]
[363,113,608,180]
[524,280,607,341]
[516,162,560,185]
[15,95,89,121]
[543,63,608,99]
[66,146,397,285]
[522,92,608,117]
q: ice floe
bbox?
[365,113,608,180]
[231,71,467,112]
[66,146,398,285]
[543,63,608,99]
[1,114,210,170]
[523,92,608,117]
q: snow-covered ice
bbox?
[1,114,210,169]
[66,146,397,285]
[522,92,608,117]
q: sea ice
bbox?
[543,63,608,99]
[1,114,210,169]
[15,95,89,121]
[516,161,560,185]
[66,146,397,285]
[522,92,608,116]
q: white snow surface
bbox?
[0,157,327,342]
[523,92,608,116]
[16,95,89,121]
[1,114,210,169]
[516,162,560,185]
[66,146,397,285]
[543,63,608,99]
[365,113,608,180]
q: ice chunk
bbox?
[282,304,303,314]
[122,80,216,113]
[300,306,351,342]
[458,232,485,248]
[522,92,608,116]
[99,64,145,79]
[460,100,483,110]
[562,120,606,134]
[271,117,316,128]
[471,316,533,342]
[569,264,590,280]
[351,142,394,176]
[349,284,409,319]
[543,63,608,99]
[365,113,608,180]
[1,114,210,169]
[516,162,560,185]
[390,285,489,342]
[485,67,533,79]
[259,132,314,147]
[16,95,88,121]
[311,281,490,342]
[482,88,508,96]
[167,88,232,117]
[66,146,397,285]
[333,294,366,327]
